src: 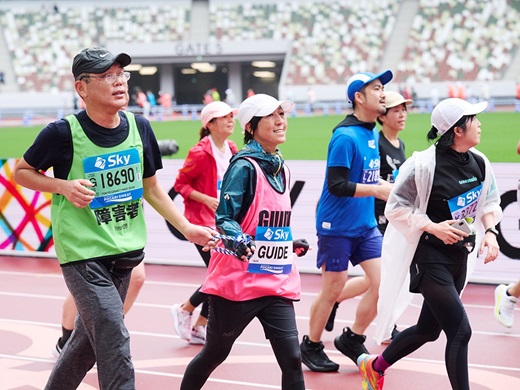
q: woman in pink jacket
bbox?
[171,101,238,345]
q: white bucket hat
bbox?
[384,91,413,108]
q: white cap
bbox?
[238,94,294,130]
[431,98,488,135]
[200,101,237,128]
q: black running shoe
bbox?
[325,302,339,332]
[334,327,369,364]
[300,335,339,372]
[381,324,400,345]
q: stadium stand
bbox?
[0,0,519,113]
[208,1,400,85]
[395,0,520,83]
[0,2,191,92]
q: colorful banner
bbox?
[0,159,53,252]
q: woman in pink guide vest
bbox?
[180,94,310,390]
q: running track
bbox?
[1,255,519,389]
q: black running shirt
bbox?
[375,132,406,233]
[413,148,485,265]
[23,110,162,180]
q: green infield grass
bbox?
[1,111,518,162]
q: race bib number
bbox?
[84,149,143,209]
[362,157,380,184]
[248,226,293,274]
[448,184,482,220]
[362,168,380,184]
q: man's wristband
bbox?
[485,227,499,237]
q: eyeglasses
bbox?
[79,71,131,84]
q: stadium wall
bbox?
[0,78,517,115]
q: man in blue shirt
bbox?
[300,71,393,372]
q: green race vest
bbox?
[52,112,147,264]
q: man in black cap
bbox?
[14,47,217,389]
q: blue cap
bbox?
[346,70,393,103]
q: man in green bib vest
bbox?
[14,47,217,390]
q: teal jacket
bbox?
[216,140,287,249]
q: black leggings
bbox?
[382,263,471,390]
[180,295,305,390]
[188,244,211,319]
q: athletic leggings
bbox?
[180,295,305,390]
[188,244,211,319]
[382,263,471,390]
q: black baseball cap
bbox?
[72,47,131,79]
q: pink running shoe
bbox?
[357,353,385,390]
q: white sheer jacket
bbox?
[374,145,503,345]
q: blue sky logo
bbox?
[264,228,274,240]
[368,159,380,169]
[94,157,106,170]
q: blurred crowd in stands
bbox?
[0,0,518,102]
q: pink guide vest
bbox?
[201,158,301,301]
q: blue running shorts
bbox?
[316,228,382,272]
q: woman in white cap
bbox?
[180,94,309,390]
[171,101,239,345]
[359,98,502,390]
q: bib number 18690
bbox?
[90,167,138,189]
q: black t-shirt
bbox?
[413,148,485,265]
[23,110,163,180]
[375,132,406,232]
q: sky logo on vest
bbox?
[368,158,380,169]
[456,186,482,207]
[94,157,106,170]
[262,227,291,241]
[93,154,131,171]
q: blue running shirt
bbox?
[316,125,380,237]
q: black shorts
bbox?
[409,262,466,294]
